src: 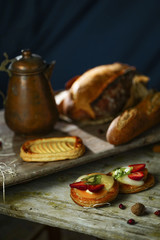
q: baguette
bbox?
[106,92,160,145]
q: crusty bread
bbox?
[70,63,135,119]
[20,136,85,162]
[70,173,119,208]
[106,92,160,145]
[55,63,149,123]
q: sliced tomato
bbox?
[128,171,144,181]
[70,181,87,190]
[70,181,104,192]
[128,164,146,173]
[87,184,104,192]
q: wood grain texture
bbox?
[0,147,159,240]
[0,110,160,189]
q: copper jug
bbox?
[5,49,59,135]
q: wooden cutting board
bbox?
[0,110,160,188]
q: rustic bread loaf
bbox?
[55,63,149,124]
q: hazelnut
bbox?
[131,203,145,216]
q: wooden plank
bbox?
[0,147,159,240]
[0,110,160,188]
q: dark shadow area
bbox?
[1,0,160,109]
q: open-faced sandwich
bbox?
[56,62,149,124]
[70,173,119,207]
[109,164,155,193]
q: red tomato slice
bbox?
[128,164,146,173]
[87,184,104,192]
[70,181,87,190]
[70,181,104,192]
[128,171,144,181]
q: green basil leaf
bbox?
[82,174,102,185]
[112,167,132,179]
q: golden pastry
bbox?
[20,136,85,162]
[109,164,155,193]
[70,173,119,207]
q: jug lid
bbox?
[9,49,46,74]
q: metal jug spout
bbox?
[44,61,56,81]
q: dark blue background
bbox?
[0,0,160,109]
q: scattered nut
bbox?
[131,203,145,216]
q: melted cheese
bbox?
[117,175,144,186]
[101,175,114,190]
[86,189,94,194]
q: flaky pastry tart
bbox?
[20,136,85,162]
[70,173,119,207]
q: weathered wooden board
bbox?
[0,147,159,240]
[0,110,160,188]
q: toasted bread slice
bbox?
[20,136,85,162]
[70,173,119,208]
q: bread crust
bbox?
[70,63,135,119]
[106,92,160,145]
[70,173,119,208]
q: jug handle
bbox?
[0,90,6,106]
[0,53,14,77]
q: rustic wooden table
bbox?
[0,110,160,240]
